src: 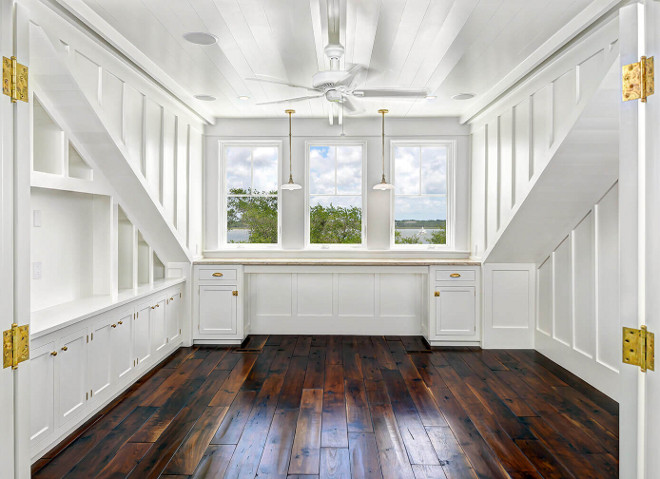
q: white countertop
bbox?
[195,258,481,266]
[31,278,186,339]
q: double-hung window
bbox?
[222,143,280,246]
[307,143,365,246]
[392,142,453,247]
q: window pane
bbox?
[309,145,335,194]
[394,196,447,245]
[421,147,447,194]
[336,146,362,194]
[226,147,252,193]
[310,196,362,244]
[227,195,278,244]
[252,147,278,193]
[394,146,420,195]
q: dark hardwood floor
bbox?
[31,335,619,478]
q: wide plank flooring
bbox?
[32,335,618,478]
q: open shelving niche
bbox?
[30,93,182,336]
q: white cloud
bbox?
[421,147,447,194]
[226,147,251,192]
[252,147,278,193]
[395,196,447,221]
[394,146,420,195]
[309,146,335,194]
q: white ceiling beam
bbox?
[459,0,622,123]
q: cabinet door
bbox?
[89,319,113,400]
[113,310,134,382]
[198,285,237,336]
[166,292,181,343]
[134,304,152,366]
[151,299,167,353]
[435,286,476,336]
[55,329,88,428]
[30,341,56,449]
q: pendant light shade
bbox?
[373,108,394,191]
[281,109,302,191]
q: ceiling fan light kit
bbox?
[374,109,394,191]
[281,109,302,191]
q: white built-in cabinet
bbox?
[29,283,183,461]
[427,266,480,345]
[193,266,244,344]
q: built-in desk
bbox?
[193,258,481,346]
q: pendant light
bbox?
[281,109,302,191]
[373,108,394,190]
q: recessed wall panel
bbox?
[573,212,596,358]
[537,258,553,336]
[297,274,333,317]
[337,274,375,317]
[491,270,529,328]
[379,274,419,318]
[553,237,572,346]
[253,273,292,317]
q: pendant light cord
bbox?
[379,109,388,183]
[286,109,295,182]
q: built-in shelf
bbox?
[33,97,64,175]
[153,252,165,281]
[137,232,151,286]
[118,207,135,290]
[68,143,93,181]
[31,277,186,339]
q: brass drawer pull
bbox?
[50,351,57,356]
[118,321,123,325]
[434,291,440,297]
[111,324,117,328]
[212,272,224,277]
[450,273,461,278]
[61,346,68,351]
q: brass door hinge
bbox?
[232,290,238,296]
[623,56,655,102]
[2,56,28,103]
[623,325,655,372]
[3,323,29,369]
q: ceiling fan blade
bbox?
[353,88,428,98]
[337,64,368,88]
[341,95,362,114]
[246,75,318,92]
[256,94,324,106]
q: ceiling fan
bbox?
[245,0,428,125]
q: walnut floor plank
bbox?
[289,389,324,475]
[39,337,618,479]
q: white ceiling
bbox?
[62,0,611,120]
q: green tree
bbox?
[310,203,362,244]
[429,229,446,245]
[227,188,278,243]
[394,230,421,244]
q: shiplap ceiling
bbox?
[65,0,611,119]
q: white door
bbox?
[166,291,181,343]
[3,2,31,476]
[113,309,134,382]
[0,0,15,474]
[198,285,237,336]
[620,3,660,477]
[134,303,152,366]
[89,318,113,401]
[434,286,476,337]
[151,298,167,352]
[55,329,88,429]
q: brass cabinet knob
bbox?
[118,321,123,325]
[212,272,223,277]
[170,297,174,301]
[151,306,155,310]
[156,304,160,308]
[61,346,68,351]
[450,273,461,278]
[111,324,117,328]
[434,291,440,297]
[50,351,57,356]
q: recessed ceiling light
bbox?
[238,96,250,101]
[194,94,216,102]
[183,32,218,46]
[452,93,475,100]
[425,95,437,100]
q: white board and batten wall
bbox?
[536,184,619,400]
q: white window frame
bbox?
[219,140,282,249]
[304,140,368,249]
[390,140,455,250]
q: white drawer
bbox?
[197,268,238,281]
[435,270,476,282]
